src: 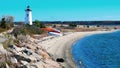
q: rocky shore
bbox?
[0,30,62,68]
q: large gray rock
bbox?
[11,57,18,63]
[0,44,7,54]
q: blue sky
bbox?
[0,0,120,21]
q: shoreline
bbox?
[39,30,116,68]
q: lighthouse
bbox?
[25,6,32,25]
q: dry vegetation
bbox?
[12,25,45,37]
[61,27,98,32]
[0,28,7,33]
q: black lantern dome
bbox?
[25,5,32,11]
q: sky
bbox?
[0,0,120,21]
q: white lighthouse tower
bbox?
[25,6,32,25]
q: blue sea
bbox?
[72,30,120,68]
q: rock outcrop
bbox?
[0,30,62,68]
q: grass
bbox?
[2,38,14,50]
[0,54,13,68]
[0,28,7,33]
[1,38,15,68]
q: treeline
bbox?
[40,21,120,25]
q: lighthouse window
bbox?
[27,14,29,17]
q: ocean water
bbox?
[72,31,120,68]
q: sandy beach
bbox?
[38,30,115,68]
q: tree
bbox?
[0,16,14,29]
[5,16,14,28]
[33,20,45,28]
[5,16,14,24]
[69,23,77,27]
[0,17,6,28]
[33,20,40,27]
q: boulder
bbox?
[22,49,32,56]
[14,55,31,63]
[21,61,28,65]
[11,57,18,63]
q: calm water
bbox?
[72,30,120,68]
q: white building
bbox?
[25,6,32,25]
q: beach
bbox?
[38,30,115,68]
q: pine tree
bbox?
[0,18,6,28]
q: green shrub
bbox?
[33,20,45,28]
